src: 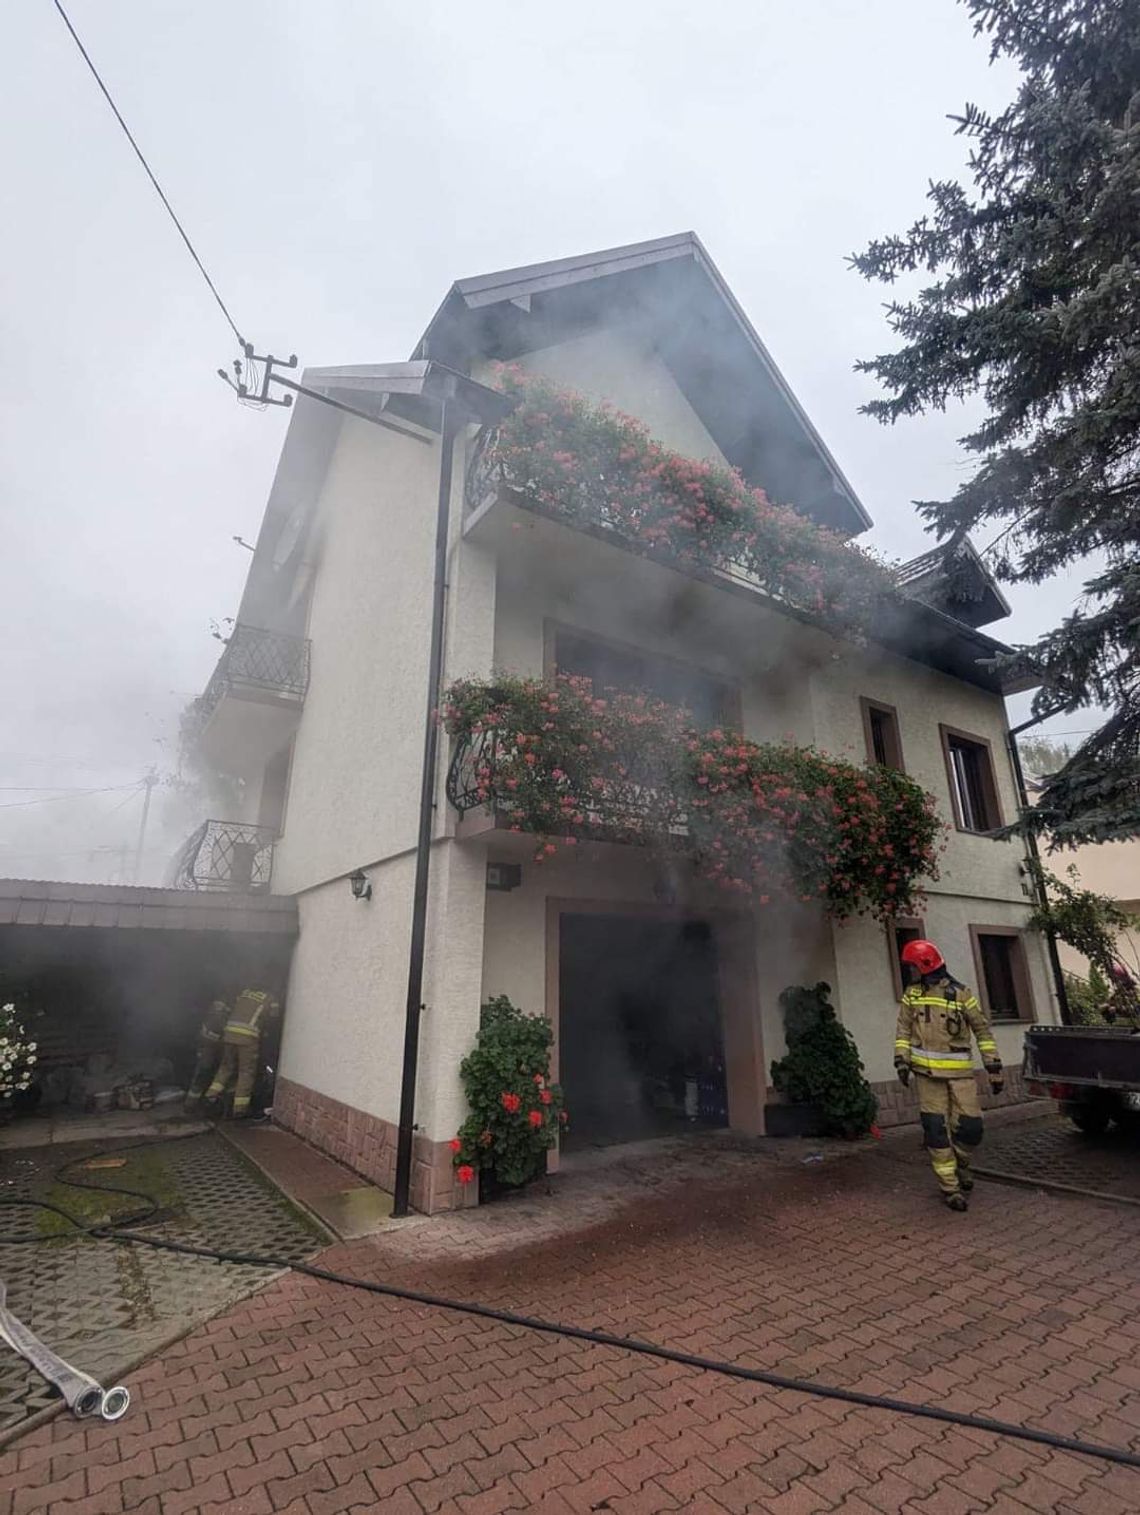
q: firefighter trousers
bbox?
[915,1074,984,1196]
[204,1036,259,1116]
[185,1038,221,1104]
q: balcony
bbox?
[169,820,276,893]
[193,624,310,776]
[444,682,689,855]
[463,373,1026,697]
[442,676,942,922]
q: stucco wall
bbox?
[279,837,487,1140]
[810,644,1028,906]
[279,851,416,1122]
[271,417,445,894]
[507,326,730,467]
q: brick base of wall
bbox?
[272,1077,477,1216]
[870,1065,1030,1129]
[764,1065,1031,1132]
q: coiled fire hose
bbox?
[1,1134,1139,1470]
[0,1281,129,1422]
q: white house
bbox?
[186,234,1059,1212]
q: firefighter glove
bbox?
[895,1062,910,1088]
[988,1068,1004,1095]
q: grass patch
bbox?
[38,1147,183,1242]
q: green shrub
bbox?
[451,996,566,1189]
[1065,967,1113,1026]
[770,982,878,1138]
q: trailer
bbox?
[1024,1024,1140,1134]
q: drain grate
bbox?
[0,1133,320,1435]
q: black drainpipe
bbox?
[392,400,456,1217]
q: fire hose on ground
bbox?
[0,1281,128,1423]
[1,1135,1139,1471]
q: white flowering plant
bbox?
[0,1002,37,1100]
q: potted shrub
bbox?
[450,996,567,1200]
[769,982,878,1139]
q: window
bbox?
[940,725,1003,833]
[970,926,1035,1023]
[552,627,736,729]
[860,698,904,771]
[888,917,925,999]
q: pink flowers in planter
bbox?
[443,673,942,922]
[485,366,893,642]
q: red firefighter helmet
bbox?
[900,939,945,976]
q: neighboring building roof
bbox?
[0,879,298,935]
[414,232,873,537]
[896,539,1012,629]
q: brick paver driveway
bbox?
[5,1137,1140,1513]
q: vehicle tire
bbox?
[1068,1102,1111,1136]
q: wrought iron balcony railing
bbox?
[446,722,687,842]
[465,425,763,586]
[197,624,311,725]
[170,820,276,893]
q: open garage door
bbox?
[558,912,728,1150]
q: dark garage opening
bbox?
[559,912,727,1151]
[0,881,295,1133]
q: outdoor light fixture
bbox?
[349,869,372,902]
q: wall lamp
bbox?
[349,869,372,902]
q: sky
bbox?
[0,0,1095,884]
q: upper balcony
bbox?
[462,371,1030,697]
[192,624,310,776]
[169,819,276,894]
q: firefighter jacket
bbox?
[894,977,1001,1080]
[223,988,279,1045]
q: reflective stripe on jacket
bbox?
[224,988,278,1042]
[894,979,1001,1081]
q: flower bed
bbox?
[0,1001,37,1104]
[473,366,893,640]
[444,675,943,921]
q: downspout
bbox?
[1005,715,1071,1025]
[392,400,457,1217]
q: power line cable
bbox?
[50,0,245,346]
[0,785,139,812]
[0,785,130,793]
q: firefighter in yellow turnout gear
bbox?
[184,999,230,1110]
[895,939,1003,1212]
[204,987,279,1118]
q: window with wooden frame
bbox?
[860,698,904,771]
[940,724,1004,833]
[969,925,1035,1023]
[887,916,925,999]
[550,626,739,730]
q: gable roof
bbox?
[414,233,872,537]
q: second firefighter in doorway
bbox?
[204,987,280,1118]
[894,939,1003,1212]
[184,998,229,1111]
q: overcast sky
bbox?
[0,0,1094,883]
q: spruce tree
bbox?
[852,0,1140,846]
